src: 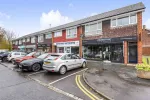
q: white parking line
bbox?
[49,68,88,85]
[28,70,46,76]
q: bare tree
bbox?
[0,27,18,50]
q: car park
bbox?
[43,53,87,75]
[7,52,27,62]
[13,52,43,66]
[0,51,10,62]
[19,53,51,72]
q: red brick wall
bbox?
[53,27,80,43]
[83,20,137,40]
[142,27,150,56]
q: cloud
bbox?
[40,10,73,29]
[0,12,10,19]
[69,3,74,8]
[145,18,150,29]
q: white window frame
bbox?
[85,22,102,36]
[15,41,18,45]
[27,37,30,42]
[23,38,26,42]
[38,35,44,43]
[66,27,77,39]
[31,36,35,43]
[111,13,137,28]
[19,40,22,45]
[45,33,52,39]
[54,31,62,37]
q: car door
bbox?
[71,55,82,68]
[64,54,76,70]
[14,52,21,58]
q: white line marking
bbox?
[28,70,46,76]
[49,68,88,85]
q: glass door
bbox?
[128,43,137,63]
[65,47,71,53]
[103,45,111,61]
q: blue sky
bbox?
[0,0,150,37]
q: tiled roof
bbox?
[15,2,145,40]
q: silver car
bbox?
[43,53,87,74]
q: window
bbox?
[54,31,62,37]
[15,41,18,45]
[31,37,35,43]
[14,53,20,55]
[38,35,44,42]
[85,22,102,35]
[111,14,137,27]
[66,28,77,38]
[130,15,136,24]
[111,19,117,27]
[27,37,30,42]
[21,53,26,56]
[19,40,22,44]
[23,39,26,42]
[45,33,52,39]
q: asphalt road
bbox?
[0,61,103,100]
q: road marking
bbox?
[48,68,88,85]
[76,75,101,100]
[28,74,83,100]
[28,70,46,76]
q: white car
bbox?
[43,53,87,74]
[7,52,27,62]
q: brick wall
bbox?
[83,20,137,40]
[142,26,150,56]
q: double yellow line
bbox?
[75,75,100,100]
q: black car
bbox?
[19,53,51,72]
[0,52,9,62]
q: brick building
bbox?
[12,2,147,64]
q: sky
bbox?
[0,0,150,37]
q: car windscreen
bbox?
[37,53,49,59]
[46,55,60,60]
[26,52,35,56]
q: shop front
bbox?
[25,45,36,53]
[18,45,25,52]
[82,36,137,63]
[37,44,51,52]
[54,41,79,55]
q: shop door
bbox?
[103,45,111,61]
[65,47,71,53]
[128,43,137,63]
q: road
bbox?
[0,61,104,100]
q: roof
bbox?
[15,2,145,40]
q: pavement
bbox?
[84,61,150,100]
[0,61,105,100]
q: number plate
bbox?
[44,62,50,64]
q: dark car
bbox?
[0,52,10,62]
[19,53,51,72]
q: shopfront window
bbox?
[83,46,103,60]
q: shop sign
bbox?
[55,41,79,47]
[25,45,36,48]
[38,44,48,47]
[18,45,25,49]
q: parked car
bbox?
[19,53,51,72]
[43,53,87,75]
[7,52,27,62]
[13,52,43,66]
[0,52,10,62]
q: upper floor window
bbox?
[23,39,26,42]
[31,37,35,43]
[54,31,62,37]
[45,33,52,39]
[85,22,102,36]
[27,37,30,42]
[19,40,22,45]
[15,41,18,45]
[111,14,137,27]
[38,35,43,42]
[66,28,77,38]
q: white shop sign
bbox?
[55,41,79,47]
[25,45,36,48]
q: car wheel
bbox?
[82,62,86,68]
[2,57,7,62]
[11,59,15,64]
[32,63,41,72]
[59,66,67,75]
